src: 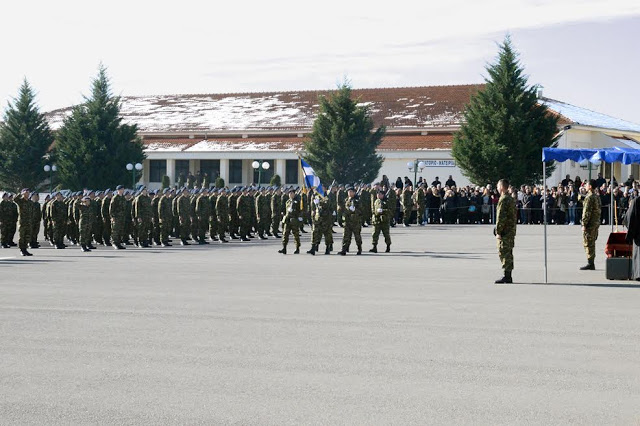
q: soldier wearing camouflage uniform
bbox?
[49,192,67,249]
[338,187,362,256]
[133,187,153,247]
[401,185,414,226]
[495,179,517,284]
[215,189,229,242]
[101,190,112,246]
[307,191,333,255]
[177,188,192,245]
[195,188,211,244]
[109,186,127,249]
[77,196,94,252]
[279,188,301,254]
[13,189,34,256]
[270,187,282,238]
[29,192,41,249]
[237,188,252,242]
[370,189,392,253]
[255,188,270,240]
[580,179,601,270]
[158,188,173,246]
[208,189,219,242]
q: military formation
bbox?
[0,182,395,257]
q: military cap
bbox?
[163,188,170,194]
[105,189,111,193]
[116,185,124,190]
[345,186,355,191]
[287,187,296,193]
[21,188,30,194]
[82,196,90,201]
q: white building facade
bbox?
[45,85,640,189]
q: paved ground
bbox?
[1,224,639,425]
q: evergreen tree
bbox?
[0,79,54,191]
[304,82,385,184]
[55,65,145,190]
[452,36,558,187]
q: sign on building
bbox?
[421,160,456,167]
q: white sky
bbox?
[2,0,640,123]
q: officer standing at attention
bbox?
[13,189,34,256]
[580,179,601,270]
[338,186,362,256]
[494,178,517,284]
[278,188,301,255]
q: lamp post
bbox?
[126,162,143,189]
[407,160,426,186]
[43,164,57,194]
[252,160,270,186]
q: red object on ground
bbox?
[605,232,632,258]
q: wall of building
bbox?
[377,151,471,187]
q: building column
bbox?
[275,159,285,183]
[166,159,175,186]
[219,159,229,185]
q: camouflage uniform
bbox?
[30,198,41,247]
[359,188,372,226]
[582,190,602,264]
[401,188,414,226]
[0,197,16,246]
[371,196,392,249]
[216,192,229,240]
[340,195,362,253]
[237,192,253,239]
[195,192,211,243]
[101,194,112,245]
[208,192,219,241]
[495,193,517,274]
[151,193,161,244]
[270,191,282,236]
[281,196,301,251]
[177,192,192,242]
[256,191,271,238]
[336,187,346,227]
[49,198,68,247]
[158,192,173,244]
[78,200,94,247]
[13,194,33,251]
[133,193,153,246]
[310,195,333,252]
[109,193,127,246]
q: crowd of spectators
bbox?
[392,172,634,226]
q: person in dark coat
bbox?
[624,196,640,280]
[395,177,403,190]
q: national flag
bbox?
[300,158,325,197]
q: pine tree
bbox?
[451,36,558,187]
[55,65,145,190]
[0,79,54,191]
[304,82,385,184]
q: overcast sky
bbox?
[2,0,639,124]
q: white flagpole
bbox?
[543,160,548,284]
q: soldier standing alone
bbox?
[370,189,392,253]
[580,179,601,270]
[338,186,363,256]
[494,179,517,284]
[278,188,301,254]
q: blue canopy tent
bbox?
[541,147,640,283]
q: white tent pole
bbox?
[611,163,614,232]
[543,161,548,284]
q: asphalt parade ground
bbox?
[1,224,639,425]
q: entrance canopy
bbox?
[542,146,640,165]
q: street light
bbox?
[43,164,57,194]
[252,160,270,186]
[407,160,426,186]
[126,162,143,189]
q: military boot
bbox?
[385,244,391,253]
[294,246,300,254]
[278,246,287,255]
[307,244,317,255]
[20,248,33,256]
[579,262,595,270]
[495,272,513,284]
[324,245,331,255]
[356,245,362,255]
[369,245,377,253]
[181,239,190,246]
[81,244,91,253]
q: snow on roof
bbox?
[45,85,484,133]
[542,98,640,133]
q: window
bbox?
[149,160,167,183]
[285,159,299,184]
[253,160,274,185]
[200,160,220,180]
[175,160,189,183]
[229,160,243,184]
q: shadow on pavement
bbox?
[517,282,640,289]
